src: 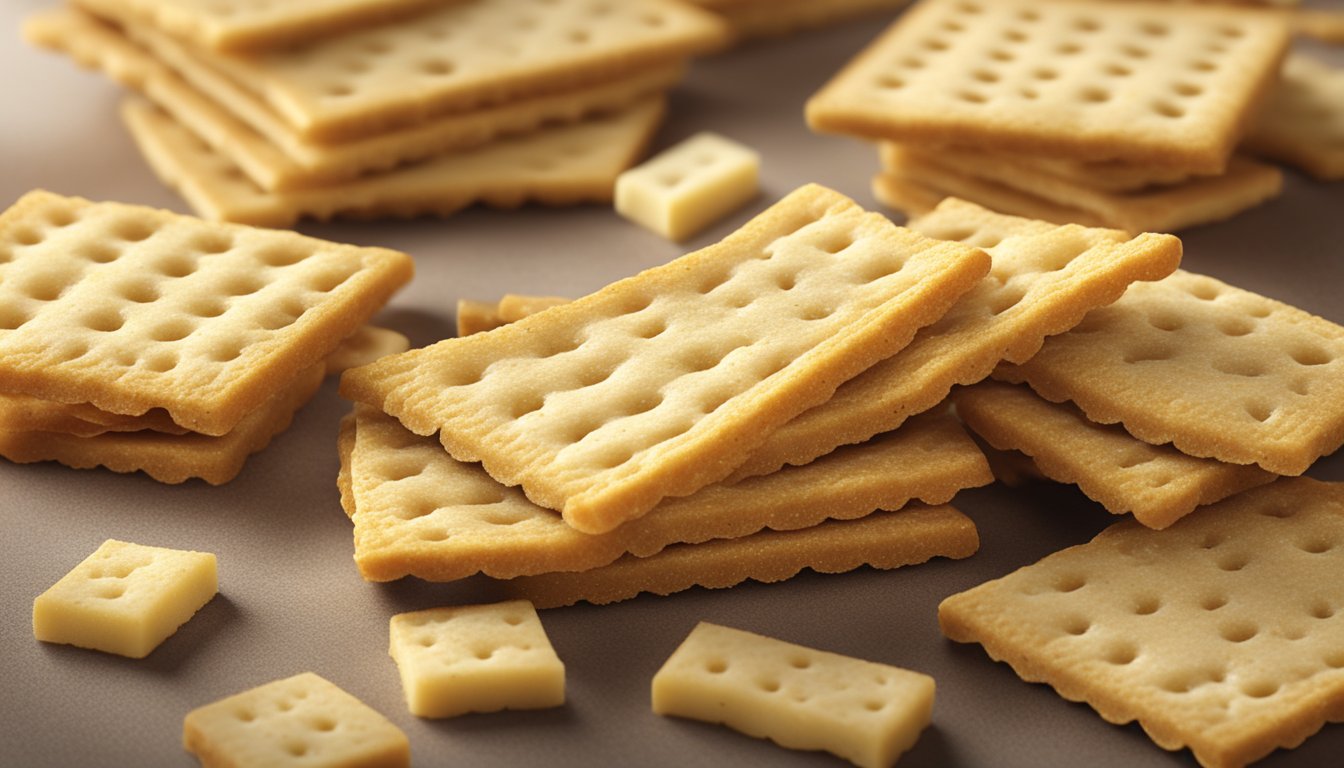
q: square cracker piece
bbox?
[341,183,992,534]
[806,0,1291,172]
[996,270,1344,476]
[952,381,1276,530]
[728,197,1180,481]
[1242,55,1344,181]
[938,478,1344,768]
[340,404,991,581]
[0,191,412,435]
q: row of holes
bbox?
[702,657,891,709]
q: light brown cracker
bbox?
[692,0,911,41]
[455,299,505,337]
[495,294,570,323]
[1293,9,1344,44]
[0,396,187,437]
[938,478,1344,768]
[1243,54,1344,180]
[873,171,1107,228]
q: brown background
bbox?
[2,1,1344,766]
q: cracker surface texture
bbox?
[33,539,217,658]
[939,478,1344,768]
[388,600,564,718]
[615,132,761,241]
[653,622,935,768]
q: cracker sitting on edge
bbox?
[939,478,1344,768]
[341,183,991,534]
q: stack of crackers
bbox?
[0,190,412,484]
[807,0,1316,232]
[23,0,731,227]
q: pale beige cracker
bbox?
[953,381,1277,530]
[1293,9,1344,44]
[881,146,1285,233]
[872,171,1109,229]
[495,294,570,323]
[340,404,990,581]
[0,191,411,435]
[806,0,1291,172]
[183,672,409,768]
[614,132,761,242]
[495,504,978,608]
[123,97,665,226]
[93,0,727,141]
[325,327,410,375]
[0,364,323,485]
[455,299,505,337]
[729,197,1180,481]
[1243,54,1344,180]
[652,622,934,768]
[25,9,684,192]
[996,270,1344,476]
[691,0,911,41]
[70,0,457,53]
[939,478,1344,768]
[341,184,992,534]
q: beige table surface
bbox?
[3,2,1344,766]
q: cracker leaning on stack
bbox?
[807,0,1297,232]
[24,0,730,225]
[0,190,412,484]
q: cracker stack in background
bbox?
[807,0,1298,232]
[24,0,731,225]
[0,190,413,483]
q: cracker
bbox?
[880,146,1285,233]
[873,171,1107,229]
[729,197,1180,482]
[25,9,685,191]
[953,381,1277,530]
[1242,55,1344,181]
[806,0,1291,172]
[1293,9,1344,44]
[0,364,323,485]
[0,190,411,434]
[495,294,570,323]
[122,97,665,226]
[455,299,505,337]
[692,0,911,41]
[325,326,411,375]
[995,270,1344,476]
[91,0,727,140]
[341,184,992,534]
[496,504,978,608]
[342,404,990,581]
[615,131,761,242]
[69,0,454,52]
[0,395,187,438]
[938,478,1344,768]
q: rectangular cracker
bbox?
[806,0,1291,172]
[0,191,412,435]
[123,97,664,226]
[340,183,992,534]
[995,270,1344,476]
[1243,54,1344,181]
[872,171,1107,229]
[341,404,991,581]
[938,477,1344,768]
[728,197,1180,481]
[880,146,1285,233]
[953,381,1277,530]
[91,0,727,141]
[25,9,684,192]
[0,363,323,485]
[69,0,457,52]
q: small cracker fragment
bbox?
[455,299,505,338]
[729,197,1180,481]
[953,381,1277,529]
[1243,54,1344,180]
[995,270,1344,476]
[341,184,992,534]
[326,327,410,375]
[938,478,1344,768]
[343,404,990,581]
[183,672,409,768]
[0,190,412,435]
[615,132,761,242]
[495,294,570,323]
[652,622,934,768]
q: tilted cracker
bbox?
[691,0,911,41]
[93,0,727,140]
[69,0,454,52]
[0,191,412,434]
[953,381,1276,530]
[341,404,990,581]
[495,504,978,608]
[0,364,323,485]
[25,9,684,192]
[341,184,992,534]
[1243,55,1344,181]
[996,270,1344,476]
[938,478,1344,768]
[122,97,664,226]
[872,171,1107,229]
[881,146,1285,233]
[806,0,1291,172]
[729,197,1180,481]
